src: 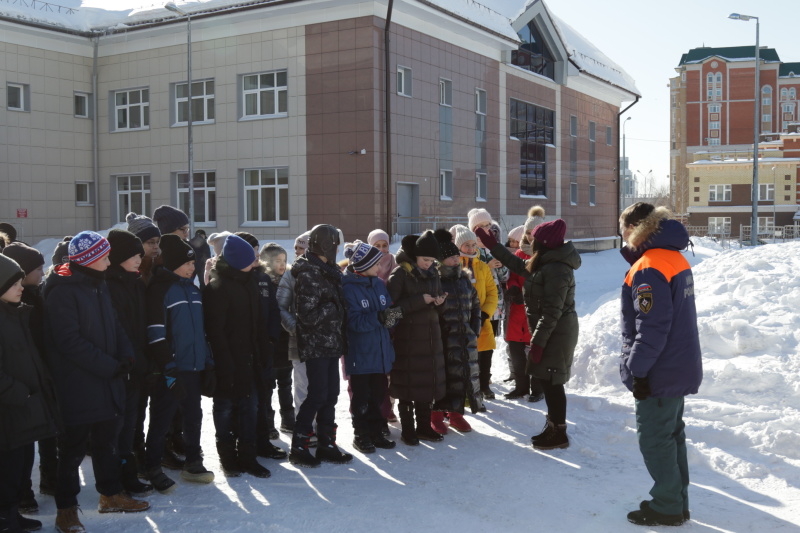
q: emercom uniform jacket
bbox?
[619,208,702,398]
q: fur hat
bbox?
[126,212,161,243]
[346,241,382,273]
[68,231,111,266]
[0,254,24,296]
[223,235,256,271]
[152,205,190,235]
[524,205,546,234]
[51,237,72,267]
[467,208,493,231]
[434,229,459,260]
[107,229,144,266]
[449,224,477,250]
[508,225,525,243]
[159,234,195,272]
[532,219,567,249]
[415,230,441,260]
[2,242,44,275]
[367,229,390,247]
[259,242,287,263]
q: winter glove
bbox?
[480,311,490,323]
[632,376,651,401]
[474,227,499,250]
[113,359,134,378]
[378,306,404,329]
[164,365,186,401]
[527,343,544,364]
[505,285,524,305]
[201,367,217,398]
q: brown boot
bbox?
[98,492,150,513]
[55,506,86,533]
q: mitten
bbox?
[474,227,499,249]
[527,343,544,364]
[164,365,186,401]
[480,311,490,322]
[201,367,217,398]
[378,306,404,328]
[632,376,651,401]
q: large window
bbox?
[7,83,28,111]
[512,21,555,80]
[176,80,215,124]
[116,175,151,222]
[510,99,554,197]
[707,72,722,101]
[440,170,453,200]
[243,168,289,223]
[243,71,287,118]
[756,217,774,233]
[397,66,412,97]
[177,171,216,225]
[708,217,731,235]
[708,184,731,202]
[758,183,774,201]
[114,88,149,130]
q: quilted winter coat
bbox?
[504,248,531,343]
[341,271,395,375]
[459,256,498,351]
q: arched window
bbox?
[707,72,722,101]
[781,88,788,100]
[791,88,797,100]
[762,85,772,106]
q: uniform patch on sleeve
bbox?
[637,292,653,313]
[636,284,652,293]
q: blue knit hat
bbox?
[345,240,382,273]
[223,235,256,271]
[68,231,111,266]
[152,205,189,234]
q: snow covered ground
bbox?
[26,237,800,531]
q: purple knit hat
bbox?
[532,219,567,249]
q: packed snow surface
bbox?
[26,237,800,531]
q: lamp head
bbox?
[729,13,754,21]
[165,2,185,15]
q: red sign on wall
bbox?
[16,209,27,218]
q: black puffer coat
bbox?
[491,242,581,385]
[386,250,445,403]
[106,265,149,381]
[204,257,265,399]
[434,263,483,414]
[291,252,346,362]
[0,301,59,451]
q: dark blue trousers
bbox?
[295,357,339,435]
[145,371,203,470]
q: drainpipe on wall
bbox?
[384,0,394,235]
[92,36,100,232]
[617,96,639,246]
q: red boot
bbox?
[448,412,472,432]
[430,411,448,435]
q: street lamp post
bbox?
[772,165,776,232]
[165,2,194,237]
[621,116,631,212]
[729,12,760,245]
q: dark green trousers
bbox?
[635,396,689,516]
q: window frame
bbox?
[440,169,453,201]
[708,184,731,202]
[75,181,95,206]
[476,172,487,202]
[242,167,290,225]
[708,216,731,235]
[74,92,91,118]
[241,71,288,120]
[114,174,151,223]
[439,78,452,107]
[113,88,150,131]
[606,126,613,146]
[176,171,217,226]
[569,182,578,206]
[758,183,775,201]
[475,88,487,115]
[397,66,412,97]
[7,83,27,111]
[175,79,215,125]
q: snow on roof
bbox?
[422,0,519,42]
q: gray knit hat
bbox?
[524,205,546,234]
[126,212,161,243]
[51,237,72,267]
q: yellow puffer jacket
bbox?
[460,256,498,351]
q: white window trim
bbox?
[7,83,26,111]
[589,183,596,207]
[242,168,290,226]
[114,174,151,223]
[475,88,487,115]
[440,169,453,201]
[439,78,452,107]
[762,114,772,122]
[708,184,731,202]
[176,171,217,226]
[75,181,94,206]
[758,183,775,201]
[476,172,487,202]
[113,88,150,131]
[570,115,577,137]
[569,182,578,206]
[74,92,90,118]
[175,80,215,126]
[397,66,412,98]
[241,71,288,120]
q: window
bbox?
[397,66,412,97]
[475,88,487,115]
[791,89,797,100]
[512,20,556,80]
[758,183,775,201]
[588,121,596,143]
[708,184,731,202]
[762,114,772,123]
[75,182,94,206]
[176,80,214,124]
[114,88,149,130]
[606,126,613,146]
[708,104,721,113]
[570,115,577,137]
[7,83,27,111]
[243,71,287,118]
[708,138,721,146]
[781,88,788,100]
[763,97,772,106]
[74,93,90,118]
[709,121,720,130]
[440,170,453,200]
[177,171,216,225]
[708,217,731,235]
[439,79,452,106]
[589,184,596,206]
[476,172,487,201]
[570,182,578,205]
[706,72,722,101]
[756,217,774,233]
[510,99,554,197]
[243,168,289,223]
[115,175,151,222]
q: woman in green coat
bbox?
[475,219,580,450]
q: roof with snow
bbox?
[678,45,781,66]
[779,62,800,78]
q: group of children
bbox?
[0,204,561,533]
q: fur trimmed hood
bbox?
[627,206,672,251]
[622,207,690,265]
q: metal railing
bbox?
[1,0,78,13]
[392,216,467,240]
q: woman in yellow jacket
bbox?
[452,225,497,395]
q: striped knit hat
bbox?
[68,231,111,266]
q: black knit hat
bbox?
[152,205,190,235]
[107,229,145,266]
[159,234,195,272]
[433,228,459,260]
[415,230,442,260]
[0,222,17,243]
[0,254,25,297]
[2,242,44,275]
[234,231,259,250]
[51,237,72,267]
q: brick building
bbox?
[670,46,800,234]
[1,0,639,247]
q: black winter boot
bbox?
[352,430,375,454]
[16,510,41,532]
[120,454,153,496]
[289,432,321,468]
[133,442,148,480]
[398,403,419,446]
[146,467,176,494]
[237,443,271,478]
[215,440,242,477]
[257,440,288,460]
[370,430,396,450]
[316,425,353,464]
[532,420,569,450]
[0,505,23,533]
[414,404,443,442]
[161,442,185,471]
[279,408,296,435]
[531,415,552,444]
